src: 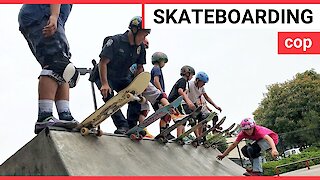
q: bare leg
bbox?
[55,82,69,101]
[177,125,185,137]
[38,76,58,100]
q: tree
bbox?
[254,69,320,150]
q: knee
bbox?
[42,56,80,88]
[242,144,261,159]
[161,114,171,123]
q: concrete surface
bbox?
[280,164,320,176]
[0,128,245,176]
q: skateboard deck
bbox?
[203,123,236,148]
[190,116,226,147]
[76,72,151,136]
[126,96,183,141]
[227,124,240,136]
[174,112,217,145]
[154,106,202,144]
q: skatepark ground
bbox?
[1,128,319,176]
[0,128,245,176]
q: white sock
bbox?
[55,100,70,113]
[39,99,53,114]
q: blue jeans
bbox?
[95,77,140,129]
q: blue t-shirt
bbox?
[151,66,165,92]
[18,4,72,28]
[99,31,146,80]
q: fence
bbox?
[275,156,320,176]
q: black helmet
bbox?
[128,16,151,34]
[180,65,195,76]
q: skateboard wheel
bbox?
[80,127,89,136]
[192,141,198,148]
[139,96,147,104]
[126,93,134,101]
[139,134,144,140]
[130,133,137,140]
[139,130,147,137]
[177,140,185,146]
[157,137,166,144]
[204,143,210,148]
[96,129,103,137]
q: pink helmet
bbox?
[240,118,255,130]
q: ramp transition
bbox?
[0,128,245,175]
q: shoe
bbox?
[34,116,78,134]
[58,111,79,127]
[114,127,129,134]
[143,128,154,139]
[59,112,79,122]
[188,118,196,127]
[187,134,196,141]
[182,136,191,144]
[243,169,262,176]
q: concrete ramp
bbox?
[0,129,244,175]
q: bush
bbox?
[262,146,320,176]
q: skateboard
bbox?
[190,116,226,148]
[76,72,150,136]
[203,122,236,148]
[227,124,240,136]
[154,106,202,144]
[174,112,217,145]
[126,96,183,141]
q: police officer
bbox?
[96,16,150,134]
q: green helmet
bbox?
[180,65,195,76]
[151,52,168,65]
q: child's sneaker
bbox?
[59,112,79,129]
[182,136,192,144]
[243,169,262,176]
[34,116,77,134]
[187,134,196,141]
[143,128,154,139]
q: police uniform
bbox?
[96,31,146,130]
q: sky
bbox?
[0,4,319,164]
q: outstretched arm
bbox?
[178,88,195,110]
[203,93,222,112]
[264,135,279,158]
[217,141,240,160]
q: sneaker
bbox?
[143,128,154,139]
[182,136,191,144]
[243,169,262,176]
[34,116,78,134]
[114,127,129,134]
[58,111,79,127]
[59,112,78,122]
[187,134,196,141]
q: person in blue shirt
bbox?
[150,52,175,139]
[96,16,150,134]
[18,4,80,134]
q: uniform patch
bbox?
[137,46,141,55]
[106,39,113,47]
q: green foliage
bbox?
[254,69,320,149]
[205,133,228,152]
[262,146,320,176]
